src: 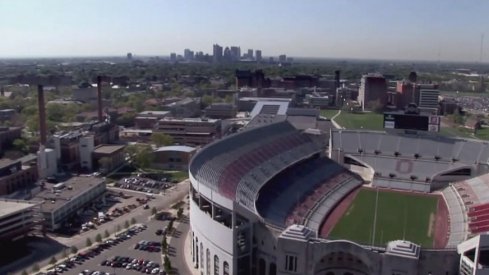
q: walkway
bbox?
[331,109,344,129]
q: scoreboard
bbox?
[383,112,440,132]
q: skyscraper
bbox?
[247,49,253,59]
[213,44,223,63]
[184,49,194,61]
[278,54,287,63]
[126,52,133,60]
[255,50,262,62]
[358,73,387,111]
[170,53,177,62]
[230,46,241,61]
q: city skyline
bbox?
[1,0,488,62]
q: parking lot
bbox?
[114,177,176,194]
[44,218,170,275]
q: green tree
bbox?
[21,270,27,275]
[32,263,40,272]
[70,246,78,254]
[49,256,57,265]
[161,236,168,254]
[104,230,110,238]
[201,95,214,108]
[130,217,137,225]
[164,255,172,272]
[95,233,102,243]
[125,144,154,169]
[86,238,92,247]
[177,207,183,219]
[117,224,121,232]
[12,138,28,153]
[151,132,174,147]
[98,157,112,173]
[151,207,157,216]
[62,249,68,258]
[124,220,130,229]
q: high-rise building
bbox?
[230,46,241,61]
[184,49,194,61]
[247,49,253,59]
[396,81,439,110]
[223,47,232,62]
[213,44,223,63]
[279,54,287,63]
[170,53,177,62]
[126,52,133,60]
[418,89,440,113]
[358,73,387,111]
[255,50,262,62]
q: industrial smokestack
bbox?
[97,76,103,122]
[37,85,47,146]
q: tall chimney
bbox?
[37,85,47,146]
[97,76,103,122]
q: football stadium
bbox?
[188,110,489,275]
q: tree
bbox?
[201,95,214,108]
[95,233,102,243]
[62,249,68,258]
[164,255,172,272]
[86,238,92,247]
[124,220,130,229]
[49,256,57,265]
[151,132,174,147]
[70,246,78,254]
[21,270,27,275]
[161,236,168,254]
[125,144,155,169]
[98,157,112,174]
[116,224,121,232]
[12,138,28,153]
[104,230,110,238]
[130,217,137,225]
[177,207,183,219]
[151,207,157,216]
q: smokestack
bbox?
[97,76,103,122]
[37,85,47,146]
[0,86,4,97]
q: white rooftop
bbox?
[0,200,36,219]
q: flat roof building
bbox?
[155,117,221,146]
[0,199,41,241]
[34,176,106,231]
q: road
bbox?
[3,180,189,275]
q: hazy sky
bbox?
[1,0,488,61]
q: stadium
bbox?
[188,113,489,275]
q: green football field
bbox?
[328,188,438,248]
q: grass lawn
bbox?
[439,126,473,139]
[329,188,438,247]
[475,127,489,140]
[334,112,384,130]
[320,109,340,119]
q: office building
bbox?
[213,44,223,63]
[92,144,126,174]
[279,54,287,63]
[418,89,440,114]
[155,117,221,146]
[255,50,262,62]
[36,176,106,231]
[184,49,194,61]
[151,145,196,171]
[230,46,241,61]
[205,103,237,119]
[0,157,38,196]
[0,199,41,241]
[358,73,387,111]
[170,53,177,62]
[247,49,253,59]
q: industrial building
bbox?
[0,199,41,241]
[155,117,221,146]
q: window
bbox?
[200,243,203,268]
[258,258,266,275]
[206,249,210,275]
[269,263,277,275]
[223,261,229,275]
[214,255,219,275]
[285,255,297,272]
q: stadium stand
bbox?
[442,185,467,248]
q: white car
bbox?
[151,268,160,274]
